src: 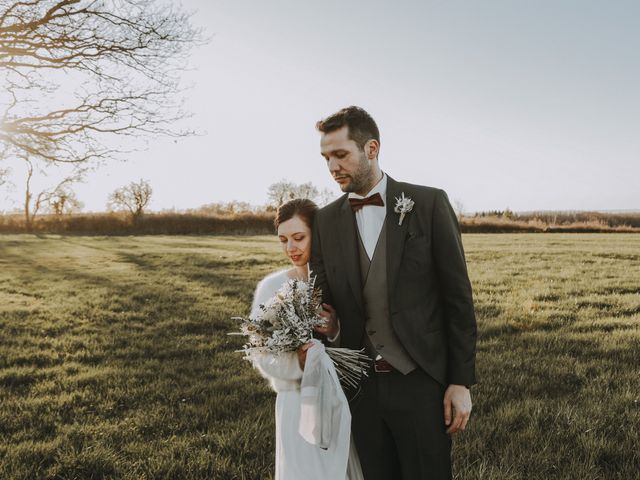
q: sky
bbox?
[2,0,639,213]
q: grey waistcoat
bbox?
[357,218,417,374]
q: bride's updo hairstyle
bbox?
[274,198,319,231]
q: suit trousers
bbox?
[350,366,452,480]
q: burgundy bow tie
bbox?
[348,192,384,212]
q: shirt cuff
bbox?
[326,318,341,343]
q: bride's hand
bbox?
[297,342,313,370]
[314,303,339,339]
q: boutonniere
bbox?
[393,192,414,226]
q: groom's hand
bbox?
[444,384,472,434]
[314,303,339,339]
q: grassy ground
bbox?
[0,234,638,479]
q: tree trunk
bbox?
[24,161,33,232]
[25,191,32,232]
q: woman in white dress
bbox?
[249,198,363,480]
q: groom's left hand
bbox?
[444,384,472,434]
[314,303,339,339]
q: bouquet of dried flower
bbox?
[230,276,370,389]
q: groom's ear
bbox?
[364,139,380,160]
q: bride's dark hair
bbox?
[274,198,319,231]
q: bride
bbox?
[249,198,363,480]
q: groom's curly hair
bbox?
[315,106,380,151]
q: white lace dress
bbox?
[249,269,363,480]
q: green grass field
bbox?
[1,234,639,479]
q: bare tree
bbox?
[453,199,465,220]
[318,187,337,207]
[0,0,204,167]
[267,179,297,208]
[47,186,83,215]
[0,166,9,188]
[502,208,514,220]
[108,178,152,221]
[296,182,320,202]
[22,155,85,230]
[267,180,329,208]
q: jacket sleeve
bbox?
[310,212,333,306]
[431,189,477,386]
[310,212,341,347]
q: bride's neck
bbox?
[289,264,309,281]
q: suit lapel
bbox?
[338,196,365,313]
[386,176,410,296]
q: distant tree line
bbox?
[1,169,638,234]
[473,210,640,229]
[1,205,638,235]
[0,176,341,233]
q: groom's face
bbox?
[320,126,371,194]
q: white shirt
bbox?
[348,172,387,259]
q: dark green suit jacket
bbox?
[310,175,477,387]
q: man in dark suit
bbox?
[310,106,477,480]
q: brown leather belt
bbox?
[374,358,395,373]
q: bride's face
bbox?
[277,214,312,266]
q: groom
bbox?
[310,106,477,479]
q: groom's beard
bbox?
[338,153,374,193]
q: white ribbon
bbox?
[298,339,349,449]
